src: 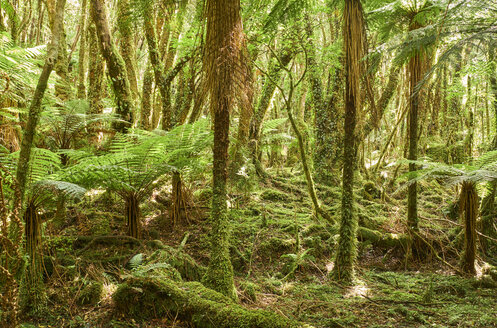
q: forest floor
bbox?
[21,167,497,328]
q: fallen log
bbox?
[113,276,309,328]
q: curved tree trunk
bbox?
[90,0,133,132]
[15,0,66,313]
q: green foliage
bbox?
[0,147,86,206]
[402,150,497,187]
[62,119,212,200]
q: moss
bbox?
[113,276,302,327]
[362,181,380,200]
[259,237,295,260]
[240,281,258,302]
[260,189,292,202]
[357,227,407,248]
[77,280,103,306]
[148,246,206,281]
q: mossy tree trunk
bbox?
[480,41,497,253]
[143,8,172,130]
[90,0,133,132]
[460,181,477,275]
[247,48,293,177]
[76,0,88,99]
[333,0,365,284]
[407,21,423,235]
[15,0,65,205]
[16,3,66,315]
[141,63,153,130]
[116,0,139,99]
[87,22,105,142]
[125,194,141,239]
[202,0,244,300]
[306,18,339,182]
[46,0,71,101]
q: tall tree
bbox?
[90,0,133,132]
[202,0,244,300]
[333,0,365,283]
[15,0,66,312]
[116,0,139,98]
[76,0,88,99]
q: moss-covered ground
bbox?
[17,168,497,327]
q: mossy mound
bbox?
[147,244,206,281]
[76,280,103,306]
[113,276,305,328]
[260,189,292,202]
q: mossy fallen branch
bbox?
[73,235,143,254]
[113,276,308,328]
[357,227,407,248]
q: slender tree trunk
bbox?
[90,0,133,132]
[141,63,153,130]
[16,0,65,205]
[407,22,423,234]
[333,0,365,283]
[460,181,477,275]
[76,0,88,99]
[16,0,66,313]
[480,42,497,253]
[202,0,243,300]
[248,48,293,177]
[87,22,104,142]
[117,0,139,98]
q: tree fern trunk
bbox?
[333,0,365,284]
[460,181,477,275]
[20,202,45,313]
[126,194,140,239]
[202,0,244,300]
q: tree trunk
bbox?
[15,0,65,205]
[125,194,140,239]
[141,63,153,130]
[460,181,477,275]
[20,202,45,313]
[333,0,365,284]
[76,0,88,99]
[202,0,243,300]
[407,22,423,234]
[90,0,133,132]
[87,22,104,142]
[117,0,139,98]
[248,48,293,177]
